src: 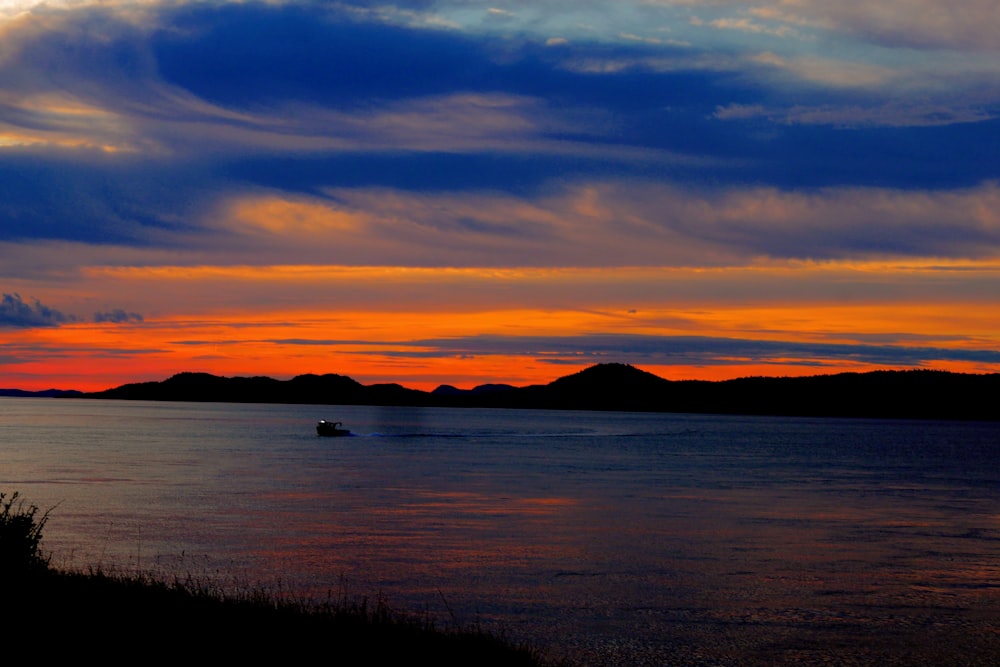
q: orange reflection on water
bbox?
[241,488,588,605]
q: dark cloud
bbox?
[0,294,142,328]
[0,158,206,244]
[397,333,1000,367]
[94,309,144,324]
[0,293,72,328]
[251,333,1000,368]
[153,4,491,109]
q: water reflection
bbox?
[2,398,998,666]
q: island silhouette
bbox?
[11,363,991,421]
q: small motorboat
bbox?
[316,420,351,437]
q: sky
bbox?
[1,0,999,391]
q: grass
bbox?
[0,491,52,573]
[1,491,566,665]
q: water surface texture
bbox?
[2,398,998,666]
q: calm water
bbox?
[2,397,999,666]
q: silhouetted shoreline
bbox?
[4,363,999,420]
[0,489,559,665]
[6,567,557,664]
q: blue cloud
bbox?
[0,1,997,253]
[210,333,1000,369]
[394,333,1000,367]
[94,309,144,324]
[153,4,493,109]
[0,157,208,245]
[0,293,72,328]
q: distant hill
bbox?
[78,363,1000,421]
[87,371,429,406]
[0,388,83,398]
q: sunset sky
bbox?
[2,0,1000,391]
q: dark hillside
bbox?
[0,388,83,398]
[501,363,679,411]
[81,364,1000,420]
[94,371,432,406]
[94,372,284,402]
[710,370,999,419]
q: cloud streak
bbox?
[355,332,1000,367]
[204,181,1000,268]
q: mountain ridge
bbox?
[64,363,1000,421]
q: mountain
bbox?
[491,363,678,411]
[0,388,83,398]
[75,363,1000,420]
[431,383,516,397]
[90,371,430,406]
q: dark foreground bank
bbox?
[0,491,561,665]
[6,569,560,664]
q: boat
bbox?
[316,420,351,437]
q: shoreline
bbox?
[6,563,563,665]
[7,363,1000,421]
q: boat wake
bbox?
[351,429,696,439]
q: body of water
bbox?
[2,397,999,666]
